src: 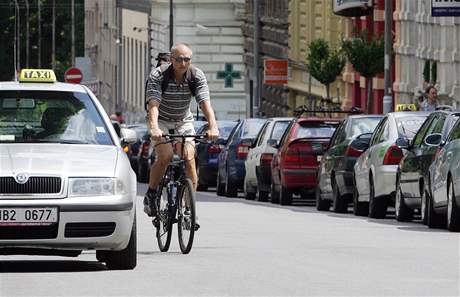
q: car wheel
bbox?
[196,167,208,191]
[225,171,238,198]
[257,190,269,202]
[270,182,280,204]
[104,216,137,270]
[138,162,149,183]
[447,178,460,232]
[368,175,387,219]
[244,180,256,200]
[216,171,225,196]
[427,188,445,229]
[279,186,292,205]
[395,178,413,222]
[316,186,330,211]
[332,177,347,213]
[421,189,428,225]
[353,178,368,216]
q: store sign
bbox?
[432,0,460,17]
[264,60,288,85]
[332,0,373,17]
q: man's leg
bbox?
[179,141,200,230]
[144,143,173,217]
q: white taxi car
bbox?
[0,69,137,270]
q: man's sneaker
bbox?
[194,217,200,231]
[143,190,157,217]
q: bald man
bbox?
[144,43,219,229]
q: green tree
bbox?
[306,38,346,105]
[341,29,384,113]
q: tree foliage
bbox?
[306,38,345,99]
[341,29,384,79]
[0,0,85,81]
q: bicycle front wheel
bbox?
[177,178,196,254]
[156,186,172,252]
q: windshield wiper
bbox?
[34,139,89,144]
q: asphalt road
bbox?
[0,183,458,297]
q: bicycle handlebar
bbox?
[162,134,208,139]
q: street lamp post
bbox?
[38,0,41,68]
[25,0,29,68]
[383,0,393,114]
[14,0,20,75]
[71,0,75,66]
[169,0,173,49]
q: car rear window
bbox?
[397,116,428,138]
[349,117,382,138]
[271,121,290,141]
[294,122,338,139]
[241,120,266,138]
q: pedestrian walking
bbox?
[421,86,438,112]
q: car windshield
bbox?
[397,116,428,138]
[349,117,382,138]
[241,120,266,138]
[219,123,237,138]
[0,90,113,145]
[295,122,338,138]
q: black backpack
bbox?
[144,63,198,111]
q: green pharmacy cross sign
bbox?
[217,63,241,88]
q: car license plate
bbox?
[317,155,322,162]
[0,207,58,226]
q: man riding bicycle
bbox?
[144,43,219,229]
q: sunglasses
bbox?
[173,57,192,63]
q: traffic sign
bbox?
[264,59,288,85]
[64,67,83,84]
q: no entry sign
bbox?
[64,67,83,84]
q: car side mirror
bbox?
[112,121,121,138]
[395,137,411,149]
[267,139,278,148]
[424,133,442,147]
[350,137,370,152]
[241,138,255,148]
[120,128,137,144]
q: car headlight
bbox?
[69,178,127,196]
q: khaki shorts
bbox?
[148,119,196,146]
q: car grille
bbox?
[0,224,58,239]
[0,177,62,194]
[64,222,116,238]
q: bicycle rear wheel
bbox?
[178,178,196,254]
[156,185,172,252]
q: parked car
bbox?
[137,134,154,183]
[216,118,267,197]
[270,117,341,205]
[395,110,460,222]
[195,120,238,191]
[127,123,148,177]
[426,116,460,231]
[353,112,428,219]
[244,117,292,201]
[316,114,384,212]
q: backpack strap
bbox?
[185,65,197,97]
[160,63,174,95]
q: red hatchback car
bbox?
[270,117,341,205]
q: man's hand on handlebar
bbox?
[150,127,164,141]
[206,127,219,141]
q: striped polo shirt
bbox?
[146,65,210,121]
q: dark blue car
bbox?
[216,118,267,197]
[195,120,238,191]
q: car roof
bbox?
[390,111,430,118]
[268,117,293,121]
[297,117,342,122]
[348,114,385,119]
[0,81,88,93]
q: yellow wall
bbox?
[288,0,347,111]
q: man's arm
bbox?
[200,100,219,140]
[148,100,163,141]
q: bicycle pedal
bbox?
[152,218,160,228]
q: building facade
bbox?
[243,0,290,117]
[150,0,247,121]
[394,0,460,107]
[288,0,347,113]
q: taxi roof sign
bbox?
[19,69,56,83]
[395,104,417,112]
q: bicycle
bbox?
[151,133,207,254]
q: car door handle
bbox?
[325,156,332,160]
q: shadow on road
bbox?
[0,260,107,273]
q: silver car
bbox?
[0,70,137,270]
[354,112,428,219]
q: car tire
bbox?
[353,182,368,216]
[427,188,445,229]
[332,177,348,213]
[395,178,413,222]
[244,181,256,200]
[316,186,330,211]
[138,163,149,184]
[368,175,387,219]
[257,190,269,202]
[225,171,238,198]
[447,178,460,232]
[421,189,428,225]
[197,184,208,192]
[216,171,226,196]
[270,183,280,204]
[279,186,292,206]
[104,216,137,270]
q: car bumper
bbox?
[281,168,317,188]
[256,165,272,192]
[374,165,398,198]
[335,170,354,196]
[0,195,135,251]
